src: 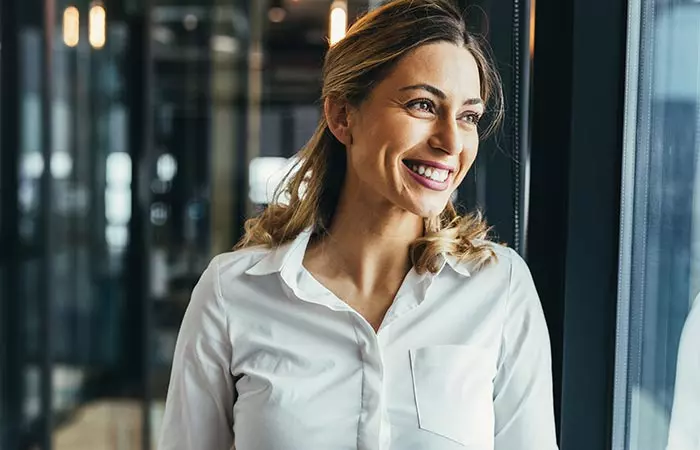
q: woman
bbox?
[158,0,558,449]
[667,292,700,450]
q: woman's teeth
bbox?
[410,164,449,182]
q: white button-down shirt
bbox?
[158,229,559,450]
[667,293,700,450]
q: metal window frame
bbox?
[611,0,644,446]
[1,0,56,448]
[0,0,23,447]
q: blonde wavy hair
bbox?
[236,0,505,274]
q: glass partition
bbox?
[614,1,700,449]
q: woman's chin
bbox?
[389,188,451,219]
[408,198,450,219]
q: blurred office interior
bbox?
[1,0,699,449]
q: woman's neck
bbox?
[305,190,424,297]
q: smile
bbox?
[402,159,454,191]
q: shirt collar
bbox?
[244,228,313,277]
[446,255,472,277]
[436,254,472,278]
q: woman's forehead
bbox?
[378,42,481,100]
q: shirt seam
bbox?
[498,252,515,372]
[180,351,235,447]
[213,256,235,370]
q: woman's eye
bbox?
[461,113,482,125]
[408,99,435,113]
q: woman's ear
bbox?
[324,96,354,146]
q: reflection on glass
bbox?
[667,293,700,449]
[615,1,700,450]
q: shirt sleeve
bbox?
[493,250,559,450]
[666,294,700,450]
[157,256,236,450]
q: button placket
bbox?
[353,314,387,450]
[378,343,392,450]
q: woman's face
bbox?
[333,41,484,218]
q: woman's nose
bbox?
[428,119,462,155]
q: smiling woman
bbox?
[157,1,558,450]
[238,0,504,275]
[324,42,484,221]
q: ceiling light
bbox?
[329,1,348,46]
[89,2,106,49]
[63,6,80,47]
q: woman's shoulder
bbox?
[683,292,700,337]
[209,244,274,280]
[462,239,529,276]
[473,239,518,258]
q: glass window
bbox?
[48,7,141,448]
[614,1,700,449]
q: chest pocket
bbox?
[409,345,496,447]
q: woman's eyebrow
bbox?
[399,84,483,106]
